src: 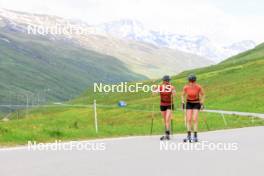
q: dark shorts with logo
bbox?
[186,102,201,110]
[160,104,174,111]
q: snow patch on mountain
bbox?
[96,19,256,62]
[0,37,10,43]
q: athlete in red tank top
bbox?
[153,75,176,140]
[181,74,205,142]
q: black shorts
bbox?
[186,102,201,110]
[160,104,174,111]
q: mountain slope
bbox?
[0,8,213,79]
[0,29,146,105]
[75,34,212,78]
[221,42,264,65]
[173,42,264,112]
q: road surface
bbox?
[0,126,263,176]
[204,109,264,119]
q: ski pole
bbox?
[171,119,173,136]
[182,103,187,128]
[150,118,154,135]
[150,104,154,135]
[150,80,156,135]
[201,109,210,131]
[170,93,174,136]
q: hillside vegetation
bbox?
[0,30,146,105]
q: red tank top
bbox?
[183,83,202,102]
[159,83,174,106]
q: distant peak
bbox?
[101,18,144,28]
[225,40,256,49]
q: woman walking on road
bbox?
[181,74,205,142]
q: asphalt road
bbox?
[204,109,264,119]
[0,126,263,176]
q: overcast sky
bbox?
[1,0,264,45]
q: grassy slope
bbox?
[0,30,146,105]
[72,43,264,113]
[175,42,264,112]
[0,43,264,145]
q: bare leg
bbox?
[186,109,193,132]
[192,110,199,132]
[160,111,171,140]
[165,109,172,130]
[161,111,166,127]
[192,109,199,141]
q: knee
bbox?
[193,118,198,123]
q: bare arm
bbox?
[181,90,186,104]
[181,90,186,110]
[199,87,205,104]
